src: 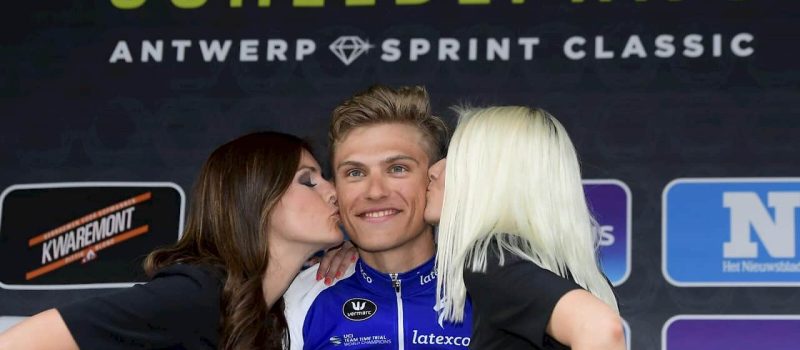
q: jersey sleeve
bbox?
[283,264,320,350]
[464,257,580,349]
[57,264,222,349]
[283,262,356,350]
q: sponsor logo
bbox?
[419,269,436,286]
[584,180,632,286]
[342,298,377,321]
[0,182,185,290]
[663,315,800,350]
[663,178,800,286]
[723,192,798,259]
[358,264,373,284]
[335,333,391,346]
[411,330,470,347]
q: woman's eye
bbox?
[299,173,317,187]
[302,180,317,188]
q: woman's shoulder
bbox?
[464,240,580,291]
[153,263,225,287]
[56,263,224,349]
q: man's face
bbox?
[333,123,432,254]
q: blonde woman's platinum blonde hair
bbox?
[435,106,619,324]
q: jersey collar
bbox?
[355,256,437,297]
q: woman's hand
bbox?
[312,241,358,285]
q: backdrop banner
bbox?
[2,1,799,348]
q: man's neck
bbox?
[358,230,435,274]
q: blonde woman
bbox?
[425,106,624,350]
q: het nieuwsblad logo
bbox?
[0,182,185,290]
[663,178,800,286]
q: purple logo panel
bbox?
[584,180,632,286]
[663,315,800,350]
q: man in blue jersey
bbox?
[284,85,472,349]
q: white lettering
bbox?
[468,38,478,61]
[199,40,232,62]
[409,38,431,61]
[654,34,675,58]
[439,38,460,61]
[712,33,722,57]
[240,39,259,62]
[419,269,436,285]
[723,192,800,258]
[39,207,137,265]
[141,40,164,62]
[296,39,316,60]
[683,34,703,58]
[564,36,586,60]
[518,37,540,60]
[109,41,133,63]
[599,225,615,246]
[731,32,754,57]
[411,329,470,346]
[620,35,646,59]
[172,40,192,62]
[41,240,53,264]
[266,39,288,61]
[486,38,509,61]
[381,38,401,62]
[595,36,614,59]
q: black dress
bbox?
[57,264,223,349]
[463,245,581,350]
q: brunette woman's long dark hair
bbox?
[144,131,307,349]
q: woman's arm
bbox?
[546,289,625,350]
[0,309,79,350]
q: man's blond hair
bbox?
[329,85,448,163]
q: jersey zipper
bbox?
[389,273,404,350]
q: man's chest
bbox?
[304,292,472,349]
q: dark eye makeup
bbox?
[299,172,317,188]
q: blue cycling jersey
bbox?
[285,257,472,349]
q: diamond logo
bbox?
[329,36,374,66]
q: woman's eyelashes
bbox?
[299,172,318,188]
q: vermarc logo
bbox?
[342,298,377,321]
